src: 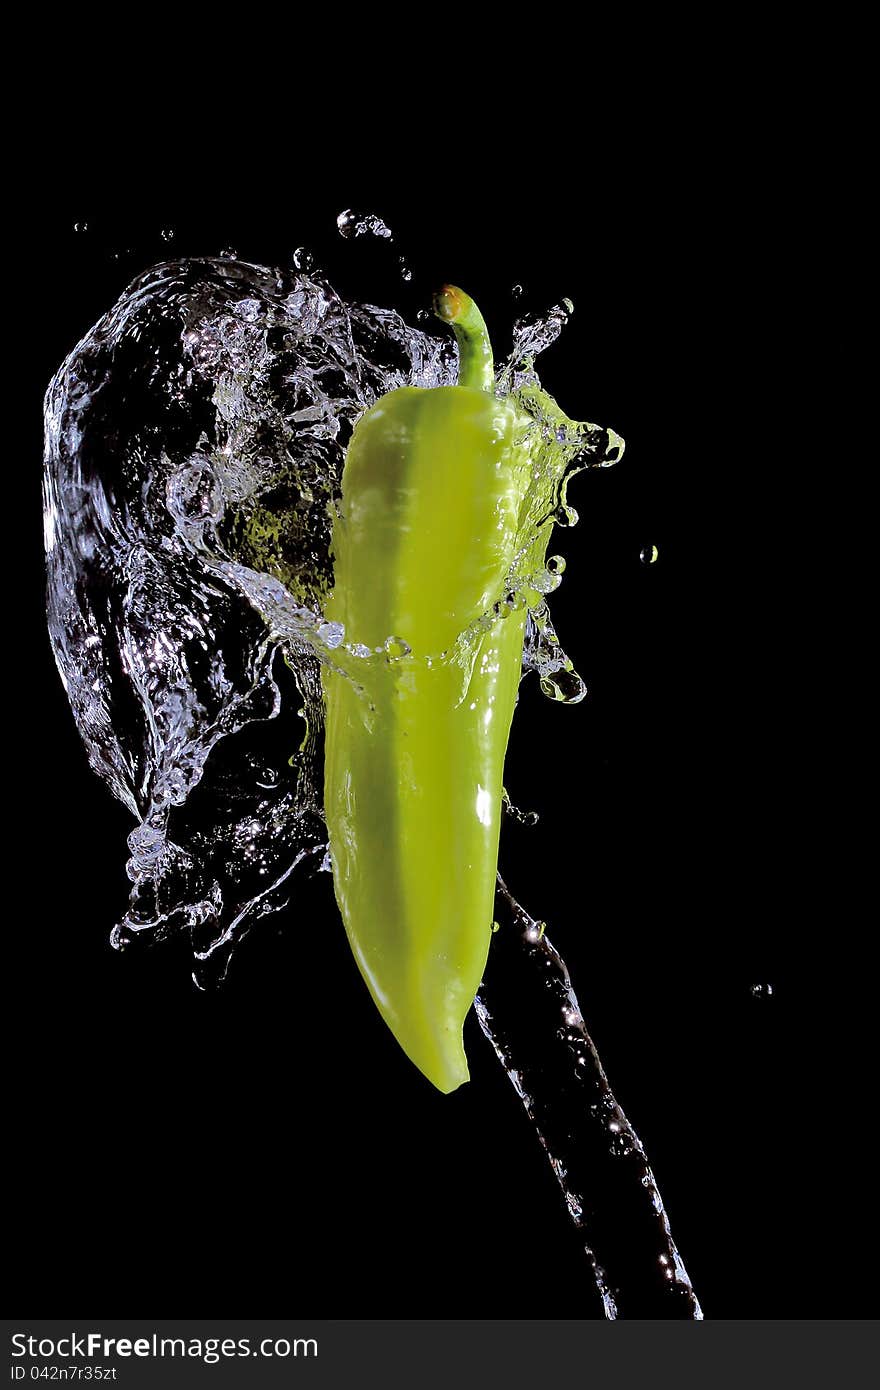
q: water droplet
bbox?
[73,221,89,234]
[540,669,588,704]
[554,503,579,528]
[750,983,775,999]
[346,642,372,659]
[640,544,659,565]
[317,621,345,649]
[336,208,393,241]
[511,284,524,299]
[529,566,562,595]
[398,257,412,282]
[547,555,566,576]
[416,309,432,325]
[503,792,540,827]
[160,226,175,242]
[219,246,239,259]
[293,247,314,271]
[491,920,501,934]
[383,634,411,660]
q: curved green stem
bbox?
[433,284,495,393]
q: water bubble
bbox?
[399,257,412,282]
[416,309,433,325]
[554,503,580,528]
[750,983,775,999]
[293,247,314,271]
[540,669,588,704]
[317,621,345,649]
[383,635,411,660]
[511,284,524,299]
[491,920,501,934]
[640,544,659,565]
[219,245,239,259]
[547,555,566,576]
[160,227,175,242]
[73,221,89,234]
[337,209,358,239]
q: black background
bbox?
[8,174,865,1320]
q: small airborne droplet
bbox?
[73,221,89,234]
[640,545,659,565]
[293,247,314,271]
[160,227,175,242]
[336,209,393,241]
[750,983,775,999]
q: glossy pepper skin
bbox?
[323,288,534,1092]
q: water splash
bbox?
[44,254,620,978]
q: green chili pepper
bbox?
[323,287,549,1093]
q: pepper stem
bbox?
[433,285,495,393]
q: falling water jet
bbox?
[477,876,703,1319]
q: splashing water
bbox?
[42,240,701,1317]
[43,254,621,980]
